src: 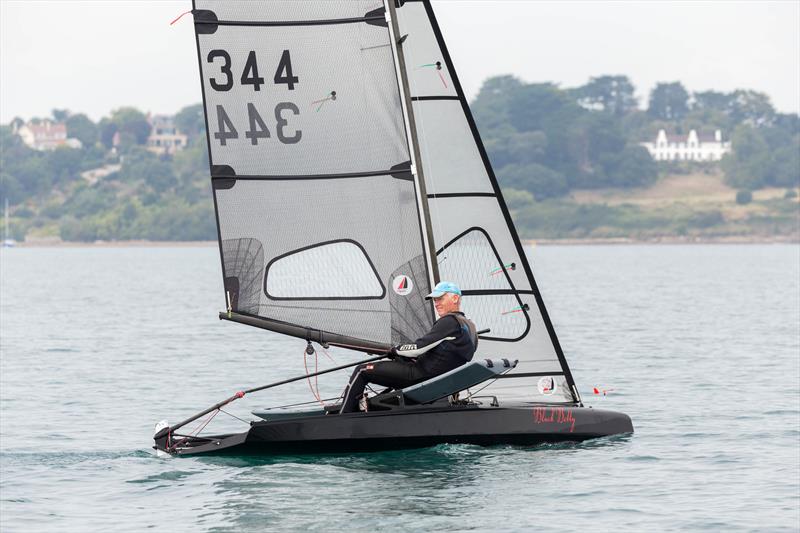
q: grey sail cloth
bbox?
[395,0,577,402]
[193,0,435,345]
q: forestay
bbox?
[193,0,435,346]
[395,0,579,403]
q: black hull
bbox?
[156,404,633,456]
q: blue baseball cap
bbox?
[425,281,462,300]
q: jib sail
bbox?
[192,0,436,348]
[395,0,579,403]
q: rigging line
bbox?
[303,350,319,403]
[157,354,388,439]
[218,408,250,425]
[303,347,325,406]
[464,368,514,401]
[169,9,192,26]
[265,396,340,410]
[314,348,321,403]
[169,410,220,451]
[319,345,335,363]
[191,410,219,437]
[184,410,217,437]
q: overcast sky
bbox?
[1,0,798,123]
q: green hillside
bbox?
[1,76,798,243]
[513,171,799,240]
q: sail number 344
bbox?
[207,49,301,146]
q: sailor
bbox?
[339,281,478,413]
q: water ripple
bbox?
[1,245,798,531]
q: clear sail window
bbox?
[438,228,513,291]
[264,240,385,300]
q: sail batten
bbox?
[195,16,386,28]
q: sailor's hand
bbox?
[387,346,399,359]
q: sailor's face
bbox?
[433,293,460,317]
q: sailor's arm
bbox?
[392,316,460,359]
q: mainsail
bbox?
[192,0,579,404]
[395,0,579,403]
[193,0,435,349]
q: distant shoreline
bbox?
[8,240,218,248]
[530,235,799,245]
[9,235,798,247]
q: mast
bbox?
[385,0,440,288]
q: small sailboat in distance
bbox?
[3,199,15,248]
[154,0,632,456]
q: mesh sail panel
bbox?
[394,1,457,99]
[431,197,531,291]
[215,176,432,345]
[397,1,577,402]
[412,101,493,195]
[389,254,433,344]
[459,294,529,341]
[194,2,434,347]
[438,228,529,341]
[438,228,516,291]
[222,238,264,315]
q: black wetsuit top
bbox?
[404,312,478,375]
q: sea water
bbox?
[1,244,798,531]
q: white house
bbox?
[146,114,188,155]
[640,129,731,162]
[15,120,82,151]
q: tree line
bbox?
[472,75,799,200]
[1,104,214,241]
[0,74,797,242]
